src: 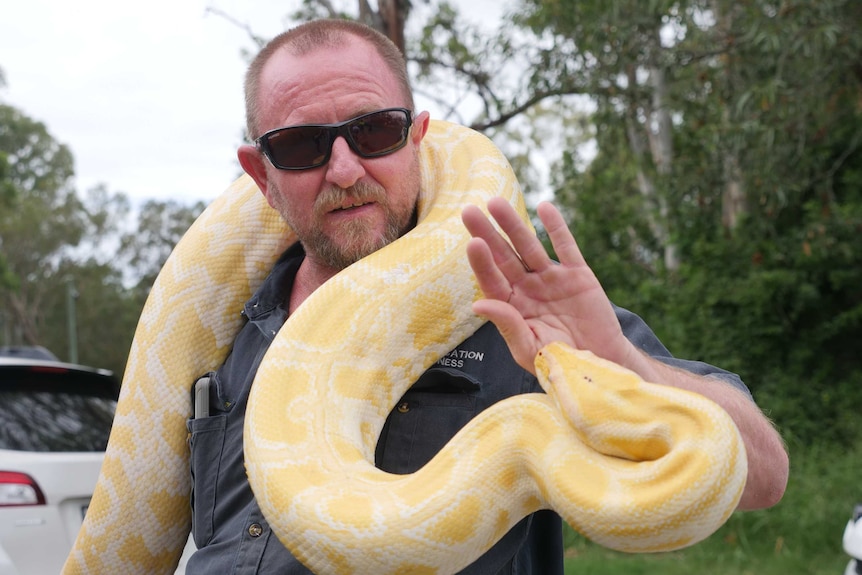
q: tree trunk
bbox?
[646,59,680,271]
[357,0,407,56]
[625,55,680,273]
[713,0,748,233]
[377,0,406,55]
[7,293,40,346]
[721,147,746,230]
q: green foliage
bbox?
[657,156,862,445]
[0,150,17,290]
[534,0,862,445]
[0,102,202,377]
[0,103,81,344]
[38,261,144,378]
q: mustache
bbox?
[314,182,387,215]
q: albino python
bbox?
[63,120,747,574]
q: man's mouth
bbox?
[331,201,373,212]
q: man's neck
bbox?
[287,256,341,314]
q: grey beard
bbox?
[304,182,413,270]
[308,215,405,270]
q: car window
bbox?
[0,368,118,452]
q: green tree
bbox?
[0,104,133,361]
[36,258,141,376]
[0,103,79,345]
[0,102,208,375]
[0,150,16,291]
[527,0,862,443]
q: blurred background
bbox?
[1,1,860,573]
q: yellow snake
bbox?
[63,120,746,574]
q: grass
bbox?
[563,439,858,574]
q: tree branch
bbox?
[205,5,268,48]
[469,88,590,131]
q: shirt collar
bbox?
[242,242,304,320]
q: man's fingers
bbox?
[536,202,585,268]
[485,198,549,273]
[465,237,512,303]
[462,203,529,281]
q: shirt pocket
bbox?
[375,366,481,475]
[187,412,228,548]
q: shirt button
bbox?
[397,402,410,413]
[248,523,263,538]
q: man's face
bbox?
[243,37,429,272]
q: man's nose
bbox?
[324,137,366,189]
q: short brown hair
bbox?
[244,19,414,139]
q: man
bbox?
[185,18,788,574]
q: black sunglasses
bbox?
[255,108,413,171]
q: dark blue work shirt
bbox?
[185,244,750,575]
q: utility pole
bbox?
[65,276,78,364]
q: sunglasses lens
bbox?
[259,109,411,170]
[348,110,410,156]
[266,126,332,169]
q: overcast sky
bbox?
[0,0,502,206]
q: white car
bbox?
[846,503,862,575]
[0,352,119,574]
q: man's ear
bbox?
[411,110,431,145]
[238,144,276,207]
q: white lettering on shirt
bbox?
[435,348,484,369]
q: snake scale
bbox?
[63,120,746,574]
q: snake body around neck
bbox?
[63,120,746,575]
